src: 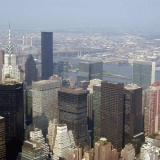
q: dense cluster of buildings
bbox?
[0,28,160,160]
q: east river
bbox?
[54,57,160,84]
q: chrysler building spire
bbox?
[6,24,14,56]
[2,25,20,81]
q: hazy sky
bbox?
[0,0,160,30]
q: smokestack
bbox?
[26,37,28,45]
[23,36,24,45]
[31,37,32,47]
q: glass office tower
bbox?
[133,60,155,90]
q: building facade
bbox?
[0,78,24,159]
[32,80,60,136]
[26,89,33,125]
[93,84,101,144]
[53,124,76,159]
[77,62,103,85]
[58,87,88,146]
[2,29,20,81]
[101,81,124,151]
[25,54,37,86]
[124,84,143,144]
[30,128,49,156]
[0,116,6,160]
[133,60,155,90]
[94,138,119,160]
[53,61,69,80]
[0,50,4,81]
[21,139,45,160]
[143,82,160,136]
[41,32,53,80]
[121,143,135,160]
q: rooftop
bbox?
[125,83,141,90]
[60,87,88,94]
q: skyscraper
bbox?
[143,82,160,136]
[77,62,103,85]
[0,50,4,82]
[2,29,20,81]
[93,84,101,144]
[133,60,155,90]
[101,81,124,151]
[53,61,69,80]
[0,78,24,159]
[25,54,37,86]
[41,32,53,80]
[124,84,143,144]
[58,87,88,146]
[0,116,6,160]
[32,80,60,136]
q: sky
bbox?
[0,0,160,30]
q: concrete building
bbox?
[32,80,61,136]
[2,28,21,81]
[25,54,37,86]
[77,62,103,85]
[21,139,45,160]
[41,32,53,80]
[94,137,119,160]
[79,80,90,90]
[47,119,76,159]
[66,147,82,160]
[0,116,6,160]
[0,50,4,81]
[87,79,102,94]
[140,137,160,160]
[143,82,160,136]
[30,128,49,156]
[133,60,155,90]
[121,143,135,160]
[53,124,75,159]
[58,87,88,146]
[124,84,143,144]
[0,78,24,159]
[100,81,124,151]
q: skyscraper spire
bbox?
[5,23,14,55]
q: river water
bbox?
[54,57,160,84]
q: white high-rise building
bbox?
[2,28,20,81]
[46,119,76,159]
[30,128,49,157]
[140,137,160,160]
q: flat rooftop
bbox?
[60,87,88,94]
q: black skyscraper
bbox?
[41,32,53,80]
[101,81,124,151]
[58,87,88,146]
[25,54,37,86]
[0,78,24,160]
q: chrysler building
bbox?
[2,28,20,81]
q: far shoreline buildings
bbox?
[77,61,103,85]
